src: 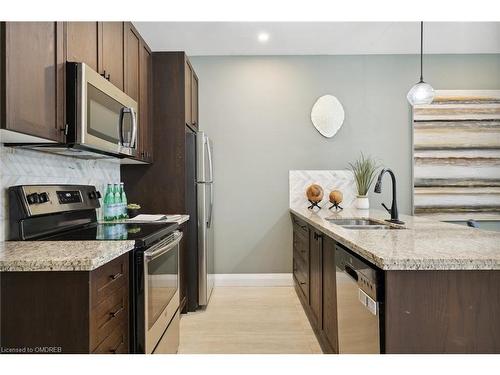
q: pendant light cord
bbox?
[420,21,424,82]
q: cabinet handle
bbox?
[109,306,124,318]
[109,340,124,354]
[109,272,122,281]
[300,281,306,285]
[100,70,110,81]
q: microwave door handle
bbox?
[130,107,137,149]
[118,107,125,146]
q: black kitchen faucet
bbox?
[374,168,405,225]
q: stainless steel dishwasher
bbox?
[335,244,382,353]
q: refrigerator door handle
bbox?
[206,137,214,183]
[207,183,214,228]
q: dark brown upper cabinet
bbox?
[184,58,199,131]
[65,22,125,91]
[124,23,140,102]
[184,59,193,128]
[191,72,199,130]
[0,22,65,142]
[101,22,124,91]
[123,22,153,163]
[65,22,100,72]
[138,40,153,163]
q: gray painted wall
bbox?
[190,54,500,274]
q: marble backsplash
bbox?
[0,145,120,241]
[289,170,356,210]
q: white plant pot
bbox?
[355,195,370,210]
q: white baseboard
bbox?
[213,273,293,287]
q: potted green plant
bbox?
[348,154,379,210]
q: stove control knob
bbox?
[38,192,49,203]
[88,191,96,199]
[27,193,39,205]
[95,191,102,199]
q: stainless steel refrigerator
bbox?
[196,132,215,306]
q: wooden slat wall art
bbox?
[413,90,500,221]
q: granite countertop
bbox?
[290,206,500,271]
[0,240,135,272]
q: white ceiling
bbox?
[133,22,500,56]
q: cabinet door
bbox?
[3,22,65,142]
[101,22,124,90]
[139,41,153,162]
[191,73,199,130]
[124,23,139,101]
[184,59,192,128]
[309,229,323,328]
[322,236,339,353]
[65,22,100,72]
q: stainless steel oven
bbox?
[144,230,182,354]
[64,62,138,157]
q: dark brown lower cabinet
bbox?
[0,253,130,354]
[321,235,339,353]
[292,214,337,353]
[385,270,500,354]
[309,229,323,329]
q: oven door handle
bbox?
[145,231,183,261]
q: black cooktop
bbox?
[41,222,178,247]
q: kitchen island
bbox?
[290,206,500,354]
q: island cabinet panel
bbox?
[0,253,130,354]
[292,215,309,302]
[385,270,500,354]
[291,213,338,354]
[309,229,323,329]
[321,235,339,353]
[1,22,65,142]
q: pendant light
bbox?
[407,21,435,105]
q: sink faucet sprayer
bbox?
[374,168,405,225]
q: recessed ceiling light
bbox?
[258,32,270,43]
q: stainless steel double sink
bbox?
[325,218,406,230]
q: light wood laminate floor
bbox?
[178,286,322,354]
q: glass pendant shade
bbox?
[407,21,434,106]
[407,80,435,105]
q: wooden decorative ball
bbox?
[306,184,324,202]
[329,190,343,205]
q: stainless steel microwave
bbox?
[65,62,138,158]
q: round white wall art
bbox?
[310,95,345,138]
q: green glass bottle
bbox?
[120,182,128,219]
[113,183,121,221]
[103,184,115,221]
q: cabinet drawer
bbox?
[293,259,309,301]
[293,231,309,265]
[92,323,128,354]
[292,215,309,237]
[90,288,128,350]
[91,254,128,307]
